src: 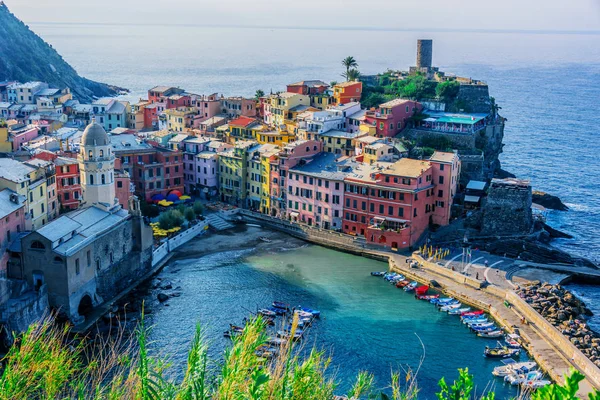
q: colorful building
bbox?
[365,98,422,138]
[227,116,263,142]
[33,151,81,211]
[319,130,365,157]
[165,107,200,132]
[341,157,454,249]
[218,140,258,206]
[429,151,461,226]
[0,189,26,276]
[220,97,256,118]
[332,81,362,105]
[9,124,39,151]
[287,152,346,229]
[0,158,51,230]
[148,86,185,104]
[263,92,310,127]
[255,129,295,146]
[0,119,11,152]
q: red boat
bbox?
[415,285,429,296]
[461,310,484,317]
[417,294,440,300]
[396,280,410,288]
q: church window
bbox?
[31,240,45,250]
[101,174,106,184]
[90,175,94,185]
[88,150,93,159]
[99,149,104,157]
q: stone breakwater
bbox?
[517,283,600,366]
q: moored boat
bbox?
[396,280,410,288]
[431,297,455,305]
[277,330,303,340]
[415,285,429,296]
[404,281,419,292]
[461,310,484,317]
[469,322,495,330]
[273,301,290,310]
[492,360,537,377]
[505,371,543,386]
[440,303,462,312]
[505,333,522,349]
[463,317,488,325]
[478,330,504,338]
[449,307,471,315]
[371,271,386,277]
[523,379,551,389]
[417,294,439,300]
[296,306,320,318]
[484,345,520,358]
[258,309,277,318]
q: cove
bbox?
[145,244,519,399]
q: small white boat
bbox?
[505,371,543,386]
[441,303,462,312]
[448,307,470,315]
[505,333,522,349]
[478,330,504,338]
[493,360,536,377]
[469,322,495,330]
[523,379,551,389]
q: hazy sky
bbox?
[6,0,600,32]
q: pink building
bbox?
[342,157,454,250]
[286,152,346,229]
[0,189,26,276]
[9,124,39,151]
[429,151,461,226]
[268,140,323,217]
[197,94,222,119]
[183,137,232,198]
[114,158,131,210]
[364,99,422,138]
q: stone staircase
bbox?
[205,214,234,231]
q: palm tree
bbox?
[342,68,361,82]
[342,56,358,80]
[254,89,265,100]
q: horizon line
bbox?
[25,21,600,36]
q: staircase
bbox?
[205,214,234,231]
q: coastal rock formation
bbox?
[517,283,600,367]
[0,3,122,102]
[532,191,569,211]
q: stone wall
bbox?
[0,284,48,343]
[449,84,491,113]
[151,221,209,267]
[402,128,476,150]
[481,180,533,235]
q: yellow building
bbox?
[256,129,295,146]
[0,158,50,230]
[129,100,149,130]
[226,116,264,143]
[310,93,334,110]
[265,92,310,127]
[0,121,11,153]
[165,107,199,132]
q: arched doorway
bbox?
[78,295,93,317]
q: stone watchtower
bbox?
[416,39,433,68]
[78,121,117,210]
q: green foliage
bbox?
[391,75,437,100]
[192,201,204,216]
[362,92,387,109]
[184,207,196,222]
[140,201,160,218]
[158,210,185,229]
[255,90,265,100]
[342,68,360,82]
[436,80,460,102]
[0,316,598,400]
[418,135,453,152]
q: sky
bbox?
[5,0,600,32]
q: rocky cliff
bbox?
[0,2,122,102]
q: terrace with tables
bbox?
[416,111,488,134]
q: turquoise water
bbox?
[146,245,519,398]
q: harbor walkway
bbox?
[388,253,597,397]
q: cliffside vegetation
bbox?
[0,3,121,102]
[0,314,595,399]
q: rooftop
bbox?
[288,80,328,88]
[0,159,35,183]
[320,129,361,139]
[150,86,177,93]
[328,102,361,111]
[0,189,26,219]
[422,110,488,125]
[229,116,257,128]
[109,134,153,152]
[168,133,190,143]
[334,81,361,88]
[380,98,413,108]
[37,206,130,256]
[290,152,347,181]
[107,101,127,114]
[384,158,432,178]
[36,88,60,96]
[92,98,114,106]
[430,151,457,164]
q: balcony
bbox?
[368,217,409,232]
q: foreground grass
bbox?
[0,314,596,399]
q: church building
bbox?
[19,122,153,324]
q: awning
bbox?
[290,211,299,217]
[466,180,486,191]
[464,195,481,203]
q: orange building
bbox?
[333,81,362,105]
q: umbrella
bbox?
[179,195,191,200]
[166,193,180,202]
[158,200,173,207]
[169,190,183,198]
[151,193,166,203]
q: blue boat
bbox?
[296,306,321,318]
[404,281,418,292]
[371,271,386,277]
[432,297,455,305]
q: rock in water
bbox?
[157,293,169,302]
[532,191,569,211]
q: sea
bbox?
[26,23,600,393]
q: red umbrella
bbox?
[169,190,183,198]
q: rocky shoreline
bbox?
[517,282,600,367]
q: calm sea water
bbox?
[146,246,518,399]
[29,23,600,263]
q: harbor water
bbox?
[146,244,518,399]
